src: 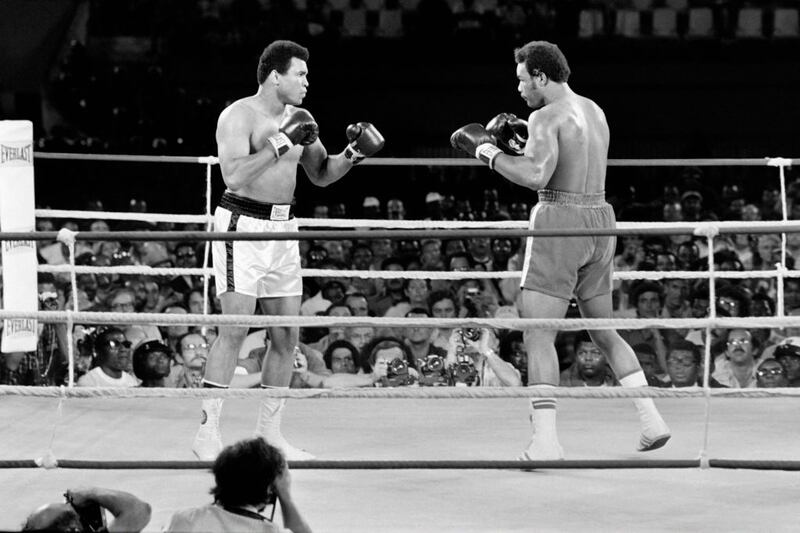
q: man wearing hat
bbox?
[362,196,381,218]
[774,340,800,387]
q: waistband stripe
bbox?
[537,189,607,207]
[218,191,295,220]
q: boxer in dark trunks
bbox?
[451,41,670,459]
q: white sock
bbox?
[620,371,663,429]
[254,386,287,439]
[529,385,558,441]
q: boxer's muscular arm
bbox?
[492,109,560,191]
[216,106,279,192]
[300,139,353,187]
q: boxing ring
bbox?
[1,152,799,532]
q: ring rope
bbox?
[1,385,798,399]
[34,152,217,164]
[2,458,799,471]
[4,309,800,331]
[37,209,210,224]
[6,222,800,244]
[29,264,800,281]
[31,209,800,233]
[32,152,799,167]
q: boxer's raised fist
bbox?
[268,108,319,157]
[485,112,528,155]
[450,123,503,170]
[344,122,385,164]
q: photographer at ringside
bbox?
[362,337,419,387]
[166,437,312,533]
[22,486,151,532]
[445,280,521,387]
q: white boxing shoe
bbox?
[637,420,671,452]
[517,437,565,462]
[254,398,316,461]
[268,437,316,461]
[192,424,223,461]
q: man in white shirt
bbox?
[77,327,140,387]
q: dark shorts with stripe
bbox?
[211,191,302,298]
[520,189,615,301]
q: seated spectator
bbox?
[633,343,666,386]
[165,438,311,533]
[348,244,379,297]
[344,292,370,316]
[712,329,759,388]
[0,352,41,386]
[108,288,162,343]
[161,304,190,353]
[132,340,173,387]
[170,241,203,295]
[663,339,725,388]
[559,331,616,387]
[37,273,70,384]
[382,279,430,322]
[367,256,406,317]
[178,331,259,388]
[429,290,459,350]
[308,303,352,353]
[499,330,528,384]
[401,308,447,365]
[774,342,800,387]
[24,486,151,533]
[344,325,375,354]
[77,328,139,387]
[185,288,207,316]
[323,340,360,374]
[617,281,669,372]
[756,358,788,388]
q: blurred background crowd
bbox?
[1,0,800,391]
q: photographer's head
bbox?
[37,273,61,311]
[23,502,82,532]
[323,339,360,374]
[212,437,286,510]
[364,337,414,372]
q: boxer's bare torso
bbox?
[216,96,305,204]
[525,92,609,194]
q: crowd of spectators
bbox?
[3,165,800,391]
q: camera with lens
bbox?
[449,353,479,386]
[65,493,106,533]
[461,327,482,343]
[416,354,449,386]
[38,290,59,311]
[382,357,417,387]
[463,286,480,315]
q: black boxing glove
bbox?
[485,112,528,155]
[344,122,385,164]
[450,123,503,170]
[267,108,319,157]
